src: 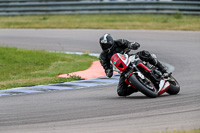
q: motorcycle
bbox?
[110,51,180,98]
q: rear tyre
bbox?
[128,74,158,98]
[167,76,180,95]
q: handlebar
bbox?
[120,48,131,54]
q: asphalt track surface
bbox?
[0,29,200,133]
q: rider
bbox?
[99,33,168,96]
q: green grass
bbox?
[155,128,200,133]
[0,46,97,89]
[0,14,199,30]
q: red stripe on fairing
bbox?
[111,53,127,72]
[158,82,170,95]
[137,63,151,72]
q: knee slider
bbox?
[117,89,127,96]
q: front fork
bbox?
[124,63,147,90]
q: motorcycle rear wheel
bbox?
[167,76,180,95]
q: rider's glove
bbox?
[105,69,113,78]
[129,42,140,50]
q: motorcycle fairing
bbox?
[110,53,130,73]
[137,62,151,72]
[158,80,170,95]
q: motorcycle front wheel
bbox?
[128,74,158,98]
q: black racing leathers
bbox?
[99,39,132,71]
[99,39,166,96]
[99,39,138,96]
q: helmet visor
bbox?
[102,43,112,51]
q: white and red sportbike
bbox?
[110,52,180,98]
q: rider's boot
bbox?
[155,61,170,78]
[148,53,170,78]
[163,72,172,78]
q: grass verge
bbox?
[0,14,199,30]
[156,128,200,133]
[0,46,97,89]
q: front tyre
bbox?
[167,76,180,95]
[128,74,158,98]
